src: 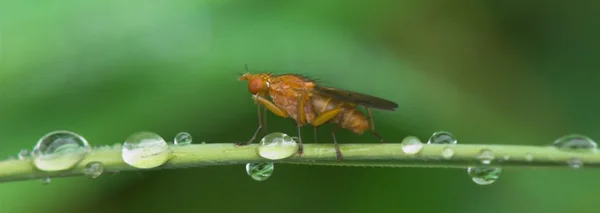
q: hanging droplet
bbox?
[31,130,92,172]
[246,162,274,181]
[401,136,423,155]
[428,131,457,144]
[18,149,30,160]
[257,132,298,160]
[567,158,583,169]
[83,162,104,178]
[552,134,597,152]
[476,149,495,164]
[441,147,454,159]
[174,132,192,145]
[467,167,502,185]
[121,131,171,169]
[40,177,51,185]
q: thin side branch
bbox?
[1,143,599,183]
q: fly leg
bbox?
[236,94,288,147]
[312,107,344,160]
[296,93,308,157]
[235,105,265,146]
[330,124,343,161]
[366,107,385,143]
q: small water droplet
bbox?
[428,131,457,144]
[246,162,274,181]
[18,149,30,160]
[552,134,597,152]
[40,177,51,185]
[441,147,454,159]
[31,130,92,172]
[503,155,510,161]
[257,132,298,160]
[174,132,192,145]
[567,158,583,169]
[83,162,104,178]
[121,131,171,169]
[401,136,423,155]
[476,149,495,164]
[467,167,501,185]
[524,153,533,161]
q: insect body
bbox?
[237,67,398,160]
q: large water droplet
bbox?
[174,132,192,145]
[467,167,502,185]
[83,162,104,179]
[552,134,597,152]
[121,131,171,169]
[18,149,30,160]
[441,147,454,159]
[246,162,274,181]
[257,132,298,160]
[31,130,92,172]
[428,131,457,144]
[476,149,495,164]
[401,136,423,155]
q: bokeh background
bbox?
[1,0,599,212]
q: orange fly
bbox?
[237,65,398,160]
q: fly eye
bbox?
[248,78,263,94]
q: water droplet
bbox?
[476,149,495,164]
[18,149,30,160]
[428,131,457,144]
[567,158,583,169]
[467,167,502,185]
[40,177,51,185]
[31,130,92,172]
[441,147,454,159]
[257,132,298,160]
[401,136,423,155]
[121,131,171,169]
[524,153,533,161]
[83,162,104,178]
[246,162,274,181]
[552,134,597,152]
[174,132,192,145]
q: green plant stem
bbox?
[0,143,598,182]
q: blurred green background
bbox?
[1,0,599,212]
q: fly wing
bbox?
[312,85,399,111]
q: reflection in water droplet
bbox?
[83,162,104,178]
[552,134,597,152]
[121,131,171,169]
[40,177,51,185]
[567,158,583,169]
[246,162,274,181]
[441,147,454,159]
[174,132,193,145]
[428,131,457,144]
[476,149,495,164]
[18,149,30,160]
[31,130,92,172]
[401,136,423,155]
[467,167,502,185]
[257,132,298,160]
